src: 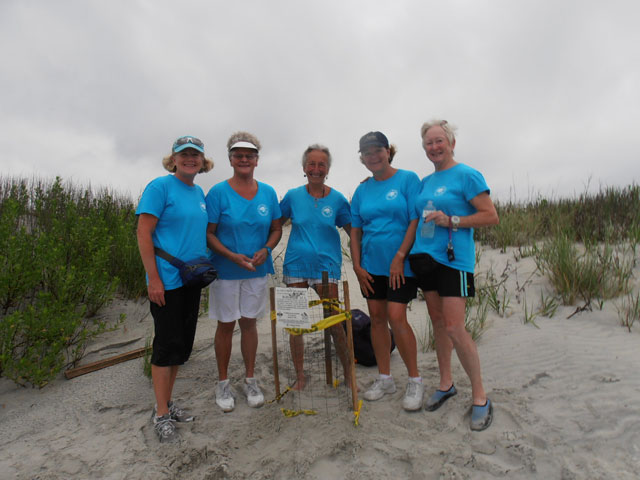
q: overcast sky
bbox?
[2,0,639,203]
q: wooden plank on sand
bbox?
[64,346,150,379]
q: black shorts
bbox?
[361,274,417,304]
[413,260,475,297]
[150,286,201,366]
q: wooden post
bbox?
[64,346,150,379]
[270,287,281,398]
[343,281,359,411]
[322,271,333,385]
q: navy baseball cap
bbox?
[358,131,389,152]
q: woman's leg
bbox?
[367,298,392,375]
[152,365,173,416]
[386,301,419,378]
[238,317,258,378]
[440,296,486,405]
[425,292,454,390]
[214,320,236,380]
[287,281,309,390]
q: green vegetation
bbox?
[475,184,640,250]
[418,184,640,350]
[0,176,145,387]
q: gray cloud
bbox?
[1,0,638,202]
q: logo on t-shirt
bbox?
[257,204,269,216]
[200,202,207,212]
[434,186,447,196]
[385,189,399,200]
[321,206,333,218]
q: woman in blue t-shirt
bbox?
[136,136,213,443]
[279,144,353,390]
[408,120,498,431]
[350,131,424,412]
[206,131,282,413]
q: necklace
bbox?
[307,184,326,208]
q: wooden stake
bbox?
[64,346,150,379]
[270,287,281,398]
[322,271,333,385]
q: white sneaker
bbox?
[402,379,425,411]
[363,376,396,401]
[215,380,235,412]
[243,378,265,408]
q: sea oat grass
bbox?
[0,175,145,386]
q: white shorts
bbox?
[209,277,268,323]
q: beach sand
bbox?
[1,233,639,479]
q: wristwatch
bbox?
[450,215,460,232]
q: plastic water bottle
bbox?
[421,200,435,238]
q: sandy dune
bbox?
[1,236,639,479]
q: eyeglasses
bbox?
[173,136,204,150]
[230,153,258,160]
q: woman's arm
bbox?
[389,218,418,289]
[350,226,374,295]
[425,192,499,229]
[136,213,165,306]
[207,222,256,271]
[341,223,352,237]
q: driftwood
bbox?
[64,346,150,379]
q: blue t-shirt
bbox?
[280,185,351,279]
[205,180,282,280]
[136,174,209,290]
[351,169,420,277]
[410,163,490,273]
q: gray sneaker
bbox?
[215,380,236,412]
[243,378,265,408]
[168,400,194,422]
[152,413,179,443]
[402,379,425,411]
[363,376,396,401]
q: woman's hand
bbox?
[251,248,269,267]
[147,277,165,307]
[231,252,256,271]
[424,210,451,228]
[354,265,374,295]
[389,253,406,290]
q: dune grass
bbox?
[0,176,145,387]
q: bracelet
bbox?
[264,246,272,255]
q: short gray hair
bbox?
[420,119,457,144]
[226,131,261,154]
[301,144,332,168]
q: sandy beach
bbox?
[1,230,639,480]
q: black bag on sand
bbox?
[345,309,396,367]
[154,247,217,289]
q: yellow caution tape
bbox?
[285,310,352,336]
[353,399,363,426]
[281,408,317,417]
[266,386,292,404]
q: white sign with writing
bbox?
[275,287,311,328]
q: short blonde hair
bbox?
[162,153,214,173]
[420,119,457,144]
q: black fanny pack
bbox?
[408,253,439,278]
[155,247,217,289]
